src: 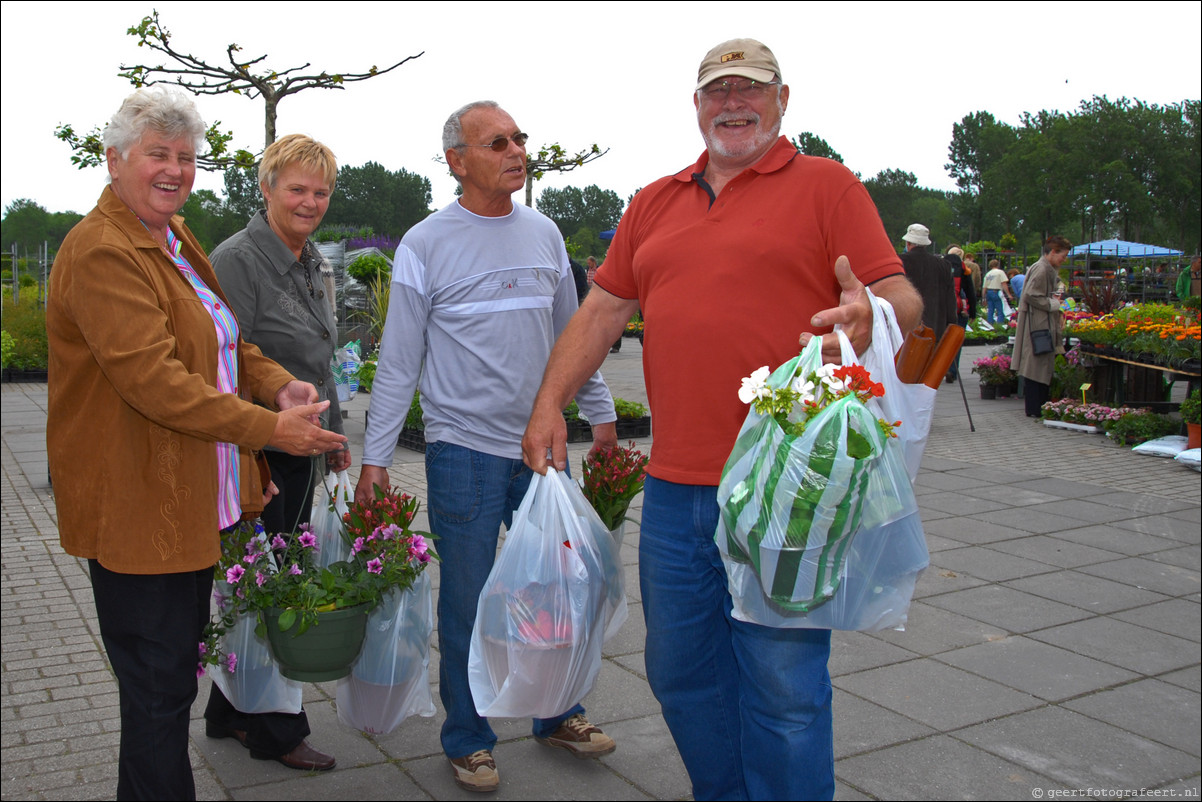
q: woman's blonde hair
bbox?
[258,133,337,190]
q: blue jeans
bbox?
[640,476,834,801]
[425,442,583,759]
[986,289,1005,324]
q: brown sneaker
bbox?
[449,749,499,792]
[535,713,616,758]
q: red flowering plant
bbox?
[739,362,899,458]
[581,442,649,530]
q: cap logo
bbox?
[720,51,746,63]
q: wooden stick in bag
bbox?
[921,325,966,388]
[894,325,935,383]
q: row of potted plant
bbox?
[1067,302,1200,368]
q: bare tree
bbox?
[524,142,609,207]
[55,10,422,170]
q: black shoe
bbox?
[205,721,248,748]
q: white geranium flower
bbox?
[816,363,846,393]
[738,366,772,404]
[791,376,817,404]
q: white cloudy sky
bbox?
[2,0,1199,220]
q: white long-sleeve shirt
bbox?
[363,200,615,464]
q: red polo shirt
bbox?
[595,137,902,485]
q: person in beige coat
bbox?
[1012,235,1071,417]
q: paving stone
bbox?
[922,584,1093,634]
[836,734,1049,800]
[1111,598,1202,642]
[984,534,1129,568]
[934,635,1138,701]
[1076,556,1202,598]
[1063,678,1202,757]
[1028,617,1201,675]
[956,706,1198,790]
[835,660,1042,731]
[929,546,1061,583]
[1003,570,1170,615]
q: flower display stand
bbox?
[1043,420,1102,434]
[398,428,426,452]
[615,416,651,439]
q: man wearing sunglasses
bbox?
[522,39,921,801]
[355,100,618,793]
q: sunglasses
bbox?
[461,132,529,152]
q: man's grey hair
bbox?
[103,86,207,160]
[442,100,501,152]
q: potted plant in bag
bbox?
[581,441,649,543]
[207,493,435,682]
[1181,389,1201,449]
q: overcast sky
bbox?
[2,0,1199,225]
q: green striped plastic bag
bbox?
[716,337,908,613]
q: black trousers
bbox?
[260,451,318,536]
[89,560,212,801]
[1025,378,1051,417]
[204,684,310,756]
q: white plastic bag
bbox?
[845,290,938,481]
[1132,435,1189,458]
[311,469,352,567]
[468,468,627,718]
[336,573,436,734]
[1174,448,1201,471]
[716,293,931,631]
[209,582,303,714]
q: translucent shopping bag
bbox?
[468,468,627,719]
[311,469,352,567]
[336,573,436,734]
[717,330,921,621]
[208,581,303,714]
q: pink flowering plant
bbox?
[971,354,1017,386]
[201,486,436,654]
[1040,400,1136,425]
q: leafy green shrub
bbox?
[1104,409,1178,445]
[1180,389,1201,425]
[0,288,48,370]
[563,400,581,421]
[1,330,14,369]
[346,253,391,284]
[613,398,647,419]
[405,392,423,430]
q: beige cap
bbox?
[696,38,781,90]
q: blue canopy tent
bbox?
[1070,239,1185,303]
[1070,239,1184,259]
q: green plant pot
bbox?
[263,605,370,682]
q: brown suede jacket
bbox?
[47,186,294,574]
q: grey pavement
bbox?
[2,340,1199,801]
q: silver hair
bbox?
[103,87,207,160]
[441,100,502,186]
[441,100,501,152]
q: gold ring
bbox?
[311,448,318,455]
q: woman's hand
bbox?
[261,479,280,508]
[327,446,352,472]
[267,401,348,456]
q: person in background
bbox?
[964,250,983,300]
[983,258,1012,324]
[521,38,920,801]
[1176,256,1201,300]
[901,223,956,340]
[1013,236,1072,417]
[46,87,346,801]
[354,100,618,793]
[1007,264,1025,300]
[205,133,350,772]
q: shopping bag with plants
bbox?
[468,468,626,718]
[716,331,917,617]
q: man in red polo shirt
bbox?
[521,38,921,801]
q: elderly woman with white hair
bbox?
[46,87,346,800]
